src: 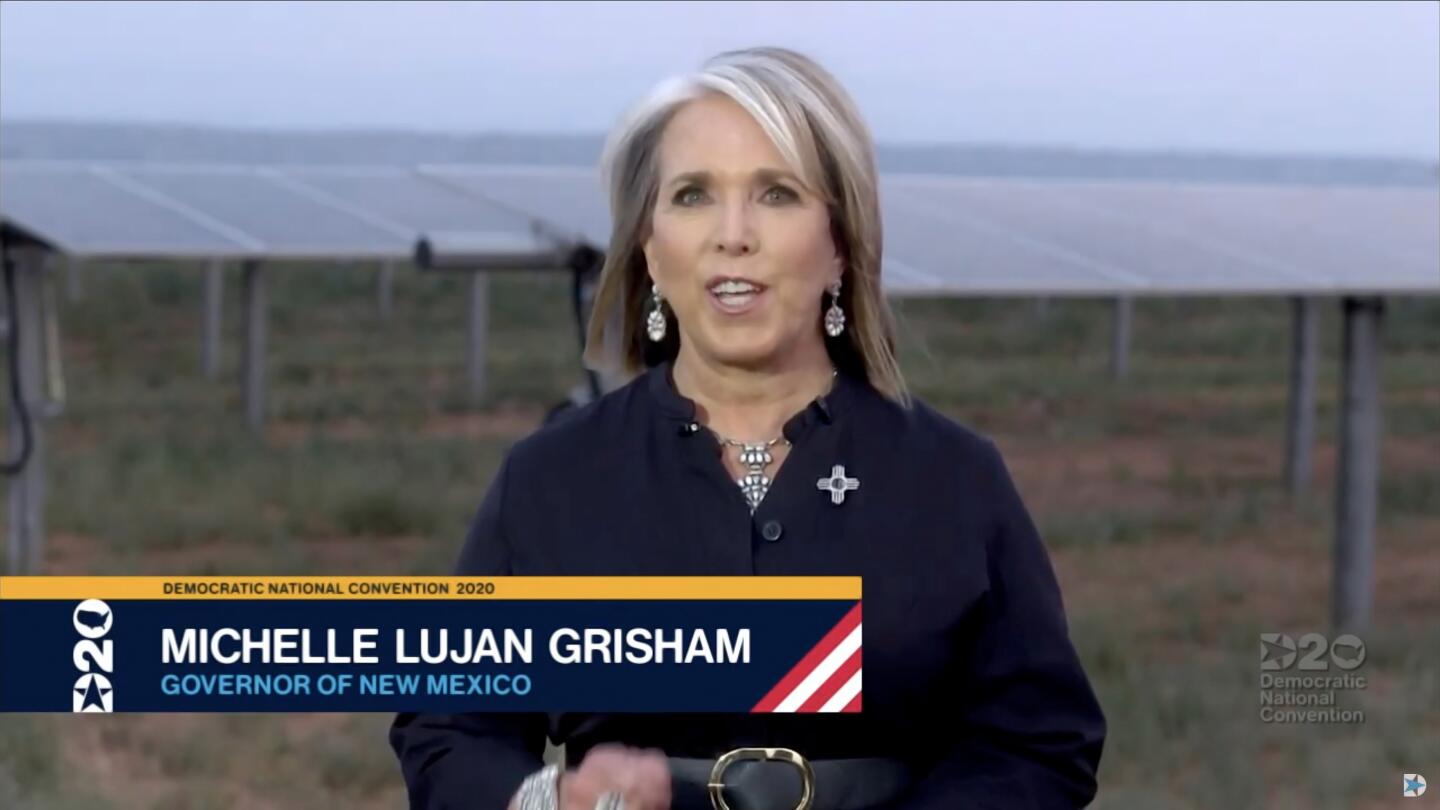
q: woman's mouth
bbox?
[707,278,767,314]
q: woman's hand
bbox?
[559,744,672,810]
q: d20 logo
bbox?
[72,599,112,639]
[72,673,113,713]
[1260,632,1365,672]
[1259,633,1296,670]
[72,598,115,712]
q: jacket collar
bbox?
[645,358,862,442]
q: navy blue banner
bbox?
[0,596,861,713]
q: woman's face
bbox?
[644,93,842,371]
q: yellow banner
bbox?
[0,576,861,601]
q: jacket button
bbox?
[761,520,783,542]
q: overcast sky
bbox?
[1,0,1436,158]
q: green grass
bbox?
[1082,619,1440,810]
[0,714,116,809]
[1,263,1437,808]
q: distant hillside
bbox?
[2,120,1436,187]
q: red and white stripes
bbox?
[751,602,862,713]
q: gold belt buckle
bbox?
[708,747,815,810]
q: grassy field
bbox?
[1,262,1437,809]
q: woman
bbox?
[392,46,1106,810]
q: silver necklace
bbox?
[704,369,838,513]
[710,432,791,512]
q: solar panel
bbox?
[1199,184,1438,278]
[0,163,250,258]
[2,160,1435,295]
[416,165,1438,296]
[882,188,1145,295]
[887,178,1316,294]
[111,165,409,258]
[0,162,558,264]
[420,165,611,247]
[283,167,537,236]
[1005,179,1439,294]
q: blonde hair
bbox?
[583,46,909,406]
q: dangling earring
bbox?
[824,278,846,337]
[646,283,667,342]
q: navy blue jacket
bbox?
[391,360,1106,808]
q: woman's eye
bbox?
[674,187,707,206]
[764,185,799,203]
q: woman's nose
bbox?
[713,200,757,256]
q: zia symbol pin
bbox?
[817,464,860,505]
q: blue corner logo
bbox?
[1405,774,1427,798]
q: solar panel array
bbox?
[0,162,554,263]
[2,160,1435,295]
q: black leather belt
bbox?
[668,748,912,810]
